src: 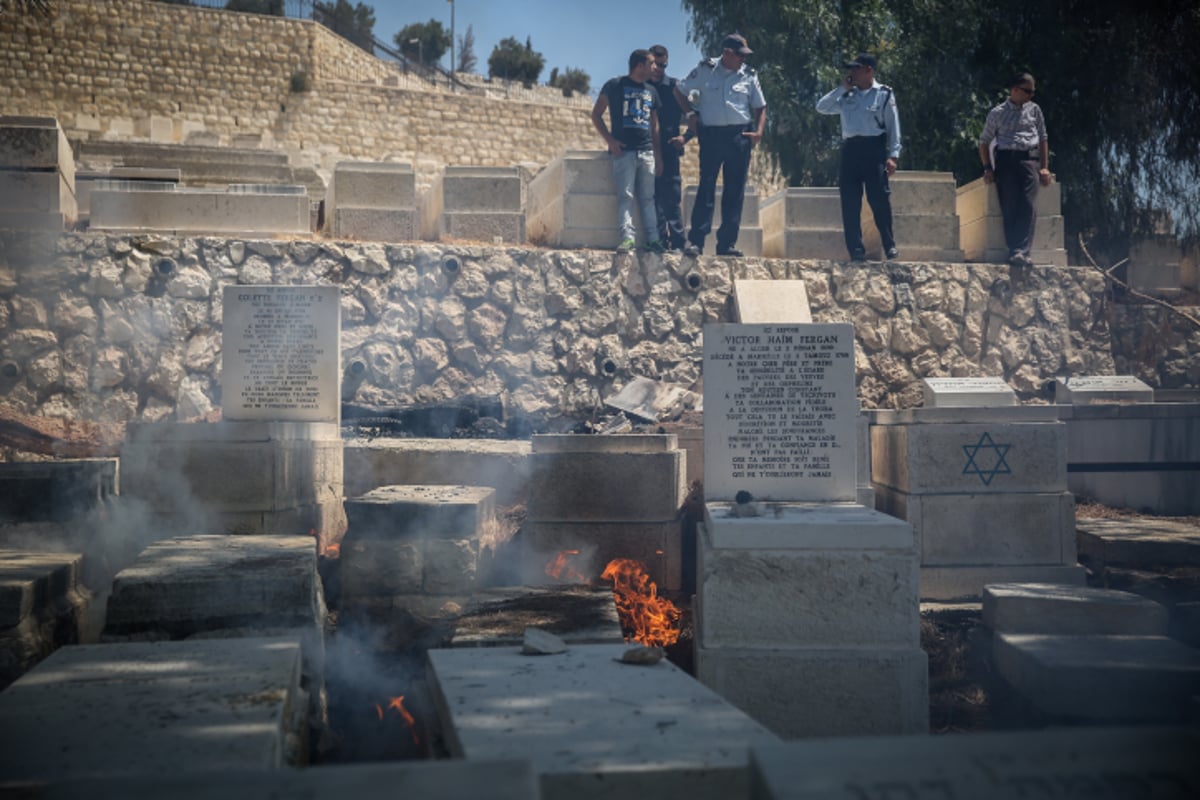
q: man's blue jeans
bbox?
[612,149,658,243]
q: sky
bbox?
[370,0,707,94]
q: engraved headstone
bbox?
[221,286,340,422]
[922,376,1017,407]
[1055,375,1154,405]
[703,323,856,502]
[732,279,812,324]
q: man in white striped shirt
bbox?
[979,72,1051,268]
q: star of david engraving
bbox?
[962,431,1012,486]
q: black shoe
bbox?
[1008,252,1032,268]
[716,247,745,257]
[885,247,899,260]
[849,250,867,263]
[683,243,701,257]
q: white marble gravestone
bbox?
[1054,375,1154,405]
[922,376,1017,408]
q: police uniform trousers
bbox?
[994,148,1040,260]
[688,124,752,253]
[655,135,686,249]
[839,133,895,257]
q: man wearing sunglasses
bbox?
[979,72,1051,268]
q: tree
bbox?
[225,0,283,14]
[314,0,376,53]
[394,18,450,67]
[487,35,545,83]
[456,23,477,74]
[0,0,54,11]
[681,0,1200,256]
[549,66,590,96]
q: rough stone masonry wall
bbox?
[0,231,1151,459]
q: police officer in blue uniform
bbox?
[816,53,901,262]
[676,33,767,258]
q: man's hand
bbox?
[983,168,995,185]
[885,157,897,176]
[743,130,762,145]
[668,135,686,153]
[607,140,623,157]
[1038,168,1052,187]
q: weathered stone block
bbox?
[344,485,495,540]
[696,645,929,739]
[0,170,77,217]
[0,117,74,183]
[342,438,531,506]
[422,538,479,594]
[684,184,762,225]
[983,582,1169,636]
[442,211,525,243]
[90,188,309,235]
[331,160,415,209]
[340,538,422,597]
[442,166,522,212]
[331,206,418,242]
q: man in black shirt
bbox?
[648,44,691,251]
[591,49,664,253]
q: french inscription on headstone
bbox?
[922,377,1017,408]
[1055,375,1154,404]
[221,285,340,422]
[703,322,856,502]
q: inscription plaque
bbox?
[922,377,1017,408]
[221,285,340,422]
[703,322,856,502]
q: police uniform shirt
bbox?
[816,79,902,158]
[979,99,1047,151]
[678,58,766,127]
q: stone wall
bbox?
[0,231,1126,457]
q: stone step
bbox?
[982,582,1169,635]
[0,637,306,782]
[994,632,1200,722]
[1077,517,1200,568]
[427,642,780,800]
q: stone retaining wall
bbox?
[0,231,1138,457]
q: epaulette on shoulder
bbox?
[705,57,719,68]
[878,83,892,92]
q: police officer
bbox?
[816,52,901,262]
[676,33,766,258]
[649,44,692,251]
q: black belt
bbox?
[998,148,1039,159]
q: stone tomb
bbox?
[522,433,685,591]
[328,160,418,242]
[89,184,310,236]
[957,175,1067,266]
[426,643,781,800]
[0,116,77,231]
[750,726,1200,800]
[682,184,764,256]
[528,150,654,249]
[74,166,181,221]
[448,585,624,648]
[871,406,1084,600]
[420,165,525,244]
[340,485,496,643]
[1057,401,1200,515]
[760,187,865,260]
[698,322,928,738]
[886,171,965,262]
[0,637,308,782]
[0,551,91,690]
[921,376,1017,408]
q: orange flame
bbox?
[324,542,341,558]
[377,694,420,746]
[600,558,681,648]
[545,549,587,583]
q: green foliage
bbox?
[549,66,590,96]
[394,18,451,67]
[682,0,1200,252]
[314,0,376,53]
[0,0,54,9]
[224,0,283,14]
[456,24,478,74]
[487,36,545,83]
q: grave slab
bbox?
[427,642,780,800]
[89,187,309,235]
[343,437,531,506]
[0,551,90,689]
[750,726,1200,800]
[330,160,416,209]
[331,206,418,242]
[448,585,623,647]
[733,279,812,323]
[1076,517,1200,567]
[343,485,496,540]
[1055,375,1155,405]
[982,582,1169,635]
[0,458,117,523]
[994,632,1200,722]
[921,376,1016,408]
[0,116,74,183]
[442,166,523,211]
[32,760,539,800]
[0,637,305,782]
[441,211,525,243]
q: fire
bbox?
[324,542,341,558]
[376,694,420,746]
[601,558,681,648]
[545,549,587,583]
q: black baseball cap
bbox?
[843,53,877,69]
[722,34,753,55]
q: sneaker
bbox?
[616,238,636,253]
[1008,252,1032,268]
[885,246,899,260]
[716,246,745,257]
[682,243,701,257]
[642,239,667,254]
[849,250,867,263]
